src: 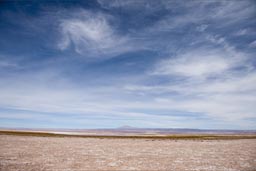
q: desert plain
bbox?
[0,132,256,171]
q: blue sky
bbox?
[0,0,256,129]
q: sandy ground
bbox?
[0,135,255,171]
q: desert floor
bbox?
[0,135,255,171]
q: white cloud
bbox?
[58,10,137,58]
[125,71,256,95]
[97,0,143,9]
[123,72,256,123]
[249,40,256,48]
[234,28,256,37]
[122,40,256,127]
[0,60,255,129]
[210,1,255,22]
[0,61,17,68]
[0,56,19,68]
[152,48,245,78]
[145,0,255,33]
[196,24,208,32]
[235,29,249,36]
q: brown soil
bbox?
[0,135,255,171]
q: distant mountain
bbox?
[1,127,256,135]
[113,127,256,134]
[117,125,137,130]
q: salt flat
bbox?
[0,135,256,171]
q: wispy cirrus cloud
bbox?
[139,0,256,36]
[0,61,17,68]
[123,28,256,126]
[152,48,244,78]
[249,40,256,48]
[58,10,141,58]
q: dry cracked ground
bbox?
[0,135,256,171]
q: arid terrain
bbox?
[0,134,256,171]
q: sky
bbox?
[0,0,256,130]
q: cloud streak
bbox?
[58,10,141,58]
